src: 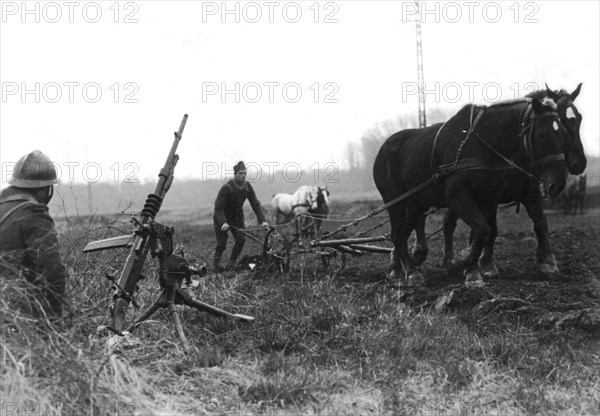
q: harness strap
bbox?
[537,153,565,165]
[370,176,441,218]
[291,203,310,211]
[430,121,449,174]
[474,131,540,181]
[0,194,38,204]
[0,194,38,227]
[453,106,486,165]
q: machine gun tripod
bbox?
[83,114,254,352]
[127,249,253,352]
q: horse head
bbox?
[531,84,586,175]
[525,97,569,198]
[304,186,318,211]
[316,186,330,211]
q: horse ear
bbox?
[531,97,545,113]
[545,83,560,102]
[570,83,582,101]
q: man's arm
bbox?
[213,184,230,226]
[24,206,67,316]
[247,184,267,224]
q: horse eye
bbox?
[552,121,559,131]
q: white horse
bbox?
[271,185,317,223]
[271,185,319,236]
[272,186,332,237]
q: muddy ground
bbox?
[307,203,600,334]
[225,201,600,335]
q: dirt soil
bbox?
[309,205,600,333]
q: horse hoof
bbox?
[444,258,463,276]
[480,262,499,279]
[406,272,426,287]
[411,248,428,266]
[463,267,485,288]
[540,263,560,275]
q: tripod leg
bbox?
[169,304,190,352]
[126,295,164,333]
[175,288,254,322]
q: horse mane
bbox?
[486,99,530,109]
[526,88,569,99]
[460,99,532,113]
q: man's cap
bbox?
[234,161,246,174]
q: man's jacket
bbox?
[0,187,66,317]
[213,180,266,228]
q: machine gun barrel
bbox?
[155,114,188,199]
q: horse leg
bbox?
[478,206,500,279]
[293,215,301,240]
[387,203,406,279]
[411,212,429,266]
[523,198,559,274]
[448,191,491,288]
[442,208,461,273]
[394,201,426,286]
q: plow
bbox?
[236,210,397,276]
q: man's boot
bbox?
[212,250,224,273]
[228,242,244,271]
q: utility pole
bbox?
[85,145,94,216]
[415,2,426,128]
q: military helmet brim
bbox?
[8,177,60,188]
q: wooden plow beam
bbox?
[310,236,387,247]
[309,235,392,262]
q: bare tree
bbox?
[344,141,360,170]
[358,114,416,170]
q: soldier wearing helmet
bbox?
[0,150,67,319]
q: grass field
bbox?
[1,197,599,415]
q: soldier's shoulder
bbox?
[21,201,50,214]
[20,202,54,224]
[220,180,232,190]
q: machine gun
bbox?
[83,115,254,350]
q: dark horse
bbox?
[430,85,585,277]
[311,186,330,237]
[305,186,331,238]
[373,98,569,288]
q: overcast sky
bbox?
[1,0,598,185]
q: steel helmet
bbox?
[8,150,60,188]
